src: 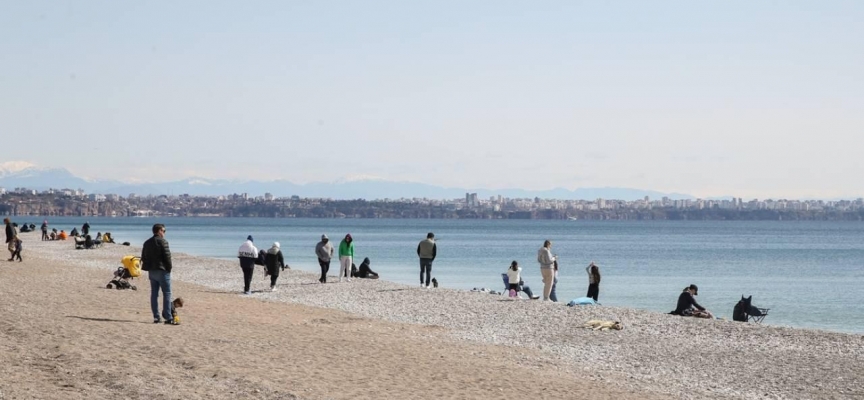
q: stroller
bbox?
[107,255,142,290]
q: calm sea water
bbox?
[23,217,864,334]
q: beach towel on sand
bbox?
[568,297,597,306]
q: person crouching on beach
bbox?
[672,284,714,318]
[265,242,285,291]
[238,235,259,295]
[316,234,334,283]
[586,262,601,302]
[338,234,354,283]
[537,240,557,301]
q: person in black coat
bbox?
[264,242,285,291]
[672,284,714,318]
[353,257,379,279]
[5,218,15,261]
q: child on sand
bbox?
[506,261,521,298]
[11,236,22,262]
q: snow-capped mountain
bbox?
[0,163,693,200]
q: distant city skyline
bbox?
[2,2,863,199]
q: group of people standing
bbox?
[532,240,601,302]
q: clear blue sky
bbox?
[2,1,863,198]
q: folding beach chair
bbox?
[733,296,769,324]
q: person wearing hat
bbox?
[338,234,355,282]
[315,234,335,283]
[265,242,285,291]
[417,232,437,288]
[237,235,259,294]
[672,284,714,318]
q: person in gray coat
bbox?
[417,232,437,288]
[316,234,335,283]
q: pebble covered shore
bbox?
[24,236,864,400]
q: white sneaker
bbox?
[339,278,343,282]
[243,291,251,295]
[426,285,431,289]
[346,279,352,282]
[271,287,277,292]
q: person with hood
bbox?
[265,242,285,291]
[354,257,379,279]
[338,234,355,282]
[315,234,334,283]
[238,235,259,295]
[417,232,437,288]
[82,221,90,236]
[70,227,79,237]
[5,218,14,261]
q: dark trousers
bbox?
[318,259,330,282]
[587,283,599,301]
[241,264,254,292]
[268,267,280,287]
[12,250,21,261]
[419,258,433,286]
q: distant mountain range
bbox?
[0,165,694,201]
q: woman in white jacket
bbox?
[506,261,522,298]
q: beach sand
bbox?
[1,238,661,400]
[2,235,863,399]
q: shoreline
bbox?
[9,237,864,399]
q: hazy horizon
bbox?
[2,1,863,199]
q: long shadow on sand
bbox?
[66,316,146,324]
[376,288,411,293]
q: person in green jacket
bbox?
[338,234,355,282]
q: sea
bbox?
[19,217,864,334]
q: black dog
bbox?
[431,278,438,288]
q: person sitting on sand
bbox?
[70,227,79,237]
[102,232,115,244]
[671,284,714,318]
[353,257,379,279]
[58,230,68,240]
[502,261,540,300]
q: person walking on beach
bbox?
[141,223,174,324]
[417,232,437,288]
[537,240,557,301]
[265,242,285,291]
[41,220,49,241]
[11,236,22,262]
[586,262,601,302]
[338,234,354,282]
[5,218,16,261]
[316,234,334,283]
[238,235,259,294]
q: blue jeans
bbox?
[550,275,559,302]
[148,270,172,321]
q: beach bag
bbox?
[567,297,597,306]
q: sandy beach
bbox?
[2,234,863,399]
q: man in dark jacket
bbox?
[141,223,175,324]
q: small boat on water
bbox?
[567,216,578,221]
